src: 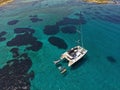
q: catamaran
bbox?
[60,45,87,66]
[53,23,88,73]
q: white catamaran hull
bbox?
[61,46,87,66]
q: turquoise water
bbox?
[0,0,120,90]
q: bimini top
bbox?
[60,46,87,66]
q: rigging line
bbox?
[76,27,80,45]
[76,24,84,47]
[75,11,84,47]
[80,24,84,47]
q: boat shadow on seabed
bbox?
[70,55,88,70]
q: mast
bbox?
[76,24,84,47]
[80,24,84,47]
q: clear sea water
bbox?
[0,0,120,90]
